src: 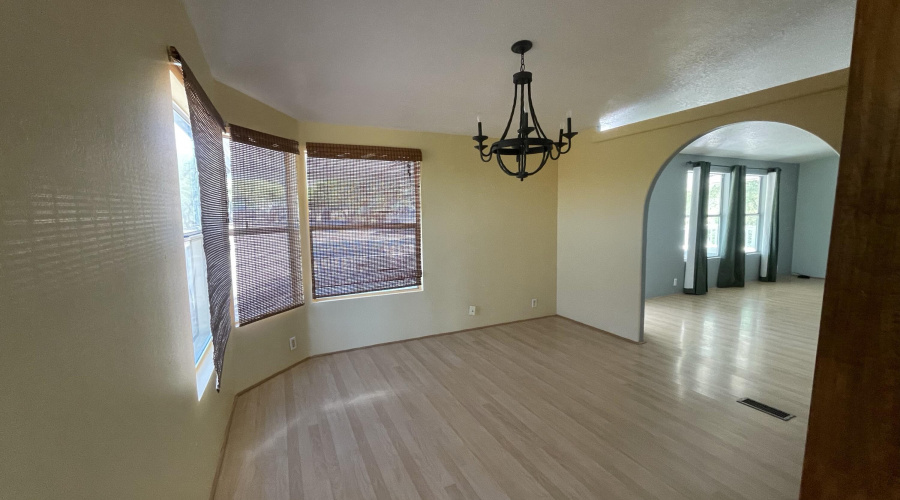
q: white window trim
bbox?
[311,285,423,303]
[195,340,214,400]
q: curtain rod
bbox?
[686,161,737,168]
[685,161,779,173]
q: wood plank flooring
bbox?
[215,278,824,499]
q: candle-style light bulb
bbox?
[477,115,483,137]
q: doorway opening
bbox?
[640,120,838,447]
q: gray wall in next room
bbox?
[792,156,840,278]
[644,154,799,300]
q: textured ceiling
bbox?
[182,0,856,136]
[681,121,838,163]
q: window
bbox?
[305,143,423,299]
[683,170,723,258]
[170,68,214,398]
[706,173,723,257]
[683,170,692,256]
[744,175,762,252]
[228,126,304,325]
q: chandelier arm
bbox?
[527,150,552,177]
[526,83,548,140]
[499,86,518,141]
[479,149,494,162]
[549,144,561,161]
[495,154,517,177]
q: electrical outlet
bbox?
[468,305,476,316]
[531,298,538,308]
[673,278,678,287]
[289,337,297,351]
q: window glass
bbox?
[744,175,762,252]
[684,170,693,217]
[174,112,202,236]
[683,170,723,257]
[306,145,422,299]
[706,173,723,256]
[227,128,304,325]
[707,174,723,216]
[706,216,720,256]
[173,107,213,364]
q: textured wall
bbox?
[0,1,234,498]
[213,84,559,393]
[0,4,560,497]
[557,72,848,342]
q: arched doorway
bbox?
[640,121,839,336]
[638,119,839,426]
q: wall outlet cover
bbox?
[468,305,476,316]
[531,298,538,308]
[289,337,297,351]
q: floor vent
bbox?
[737,398,795,421]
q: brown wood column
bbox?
[800,1,900,498]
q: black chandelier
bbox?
[474,40,577,181]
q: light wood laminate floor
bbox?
[215,278,824,499]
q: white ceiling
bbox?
[681,121,837,163]
[181,0,856,136]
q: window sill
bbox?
[313,286,422,303]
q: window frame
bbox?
[743,174,765,254]
[226,127,305,325]
[683,169,725,259]
[171,69,215,400]
[705,172,725,258]
[304,145,424,301]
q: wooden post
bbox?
[800,1,900,498]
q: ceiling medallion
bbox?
[474,40,577,181]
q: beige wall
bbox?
[0,1,235,499]
[556,71,848,342]
[214,84,559,393]
[0,1,849,497]
[0,2,558,497]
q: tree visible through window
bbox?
[706,173,723,256]
[173,106,213,364]
[745,175,762,252]
[683,170,724,258]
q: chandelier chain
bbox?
[520,53,525,72]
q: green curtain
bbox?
[716,165,746,288]
[759,168,780,282]
[684,162,710,295]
